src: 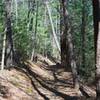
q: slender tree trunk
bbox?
[5,0,14,67]
[67,28,79,90]
[44,6,47,57]
[93,0,100,100]
[31,1,38,61]
[61,0,79,89]
[52,15,58,57]
[15,0,18,26]
[96,22,100,100]
[45,1,60,53]
[60,0,70,68]
[81,0,86,70]
[93,0,99,60]
[27,0,35,32]
[1,29,6,70]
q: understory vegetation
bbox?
[0,0,99,100]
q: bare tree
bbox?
[1,29,6,70]
[45,0,60,53]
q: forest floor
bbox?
[0,55,96,100]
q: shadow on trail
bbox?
[40,64,73,87]
[15,66,49,100]
[0,76,33,98]
[14,62,79,100]
[0,83,9,98]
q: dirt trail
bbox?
[0,58,95,100]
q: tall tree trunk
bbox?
[45,1,60,53]
[60,0,70,68]
[14,0,18,26]
[93,0,100,60]
[52,15,58,57]
[81,0,86,70]
[5,0,14,67]
[96,22,100,100]
[44,6,47,57]
[27,0,35,32]
[61,0,79,89]
[1,29,6,70]
[31,1,38,61]
[92,0,100,99]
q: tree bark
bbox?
[60,0,70,69]
[1,29,6,70]
[92,0,100,99]
[61,0,79,89]
[4,0,14,67]
[96,22,100,100]
[31,1,38,61]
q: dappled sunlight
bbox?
[0,0,97,99]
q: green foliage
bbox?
[68,0,95,80]
[0,0,95,81]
